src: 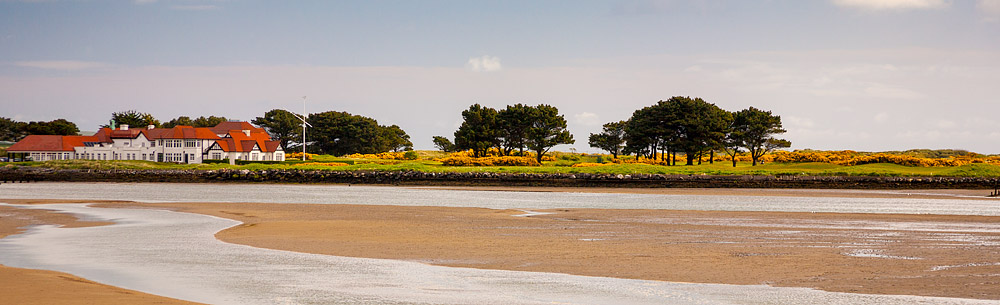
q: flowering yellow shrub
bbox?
[293,162,349,167]
[346,152,408,160]
[438,156,541,166]
[285,152,318,160]
[571,162,611,167]
[437,149,556,162]
[766,150,1000,167]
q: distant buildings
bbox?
[6,121,284,163]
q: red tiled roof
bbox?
[211,130,281,153]
[144,126,220,140]
[7,135,98,152]
[210,121,265,136]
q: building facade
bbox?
[6,122,284,164]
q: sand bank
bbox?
[93,199,1000,300]
[0,202,200,305]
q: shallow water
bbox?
[0,203,992,305]
[2,182,999,215]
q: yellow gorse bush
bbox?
[346,152,408,160]
[293,162,350,167]
[438,156,541,166]
[285,152,318,159]
[570,162,611,168]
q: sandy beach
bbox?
[0,202,200,305]
[2,188,999,302]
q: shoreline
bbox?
[0,204,200,305]
[3,167,1000,189]
[3,192,997,301]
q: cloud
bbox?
[573,112,602,126]
[134,0,157,4]
[465,55,502,72]
[831,0,950,10]
[171,5,219,11]
[14,60,105,71]
[979,0,1000,21]
[873,112,890,123]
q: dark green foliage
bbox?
[732,106,789,166]
[432,136,457,152]
[382,125,413,152]
[0,117,26,141]
[497,104,533,155]
[253,109,303,151]
[453,104,500,157]
[23,119,80,136]
[161,116,194,128]
[306,111,413,156]
[588,120,626,158]
[106,110,160,128]
[624,97,732,165]
[524,104,575,163]
[192,116,227,128]
[403,151,419,160]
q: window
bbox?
[184,139,197,147]
[211,153,221,159]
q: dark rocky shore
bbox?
[2,167,998,189]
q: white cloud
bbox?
[465,55,502,72]
[171,5,219,11]
[14,60,105,71]
[873,112,890,123]
[978,0,1000,21]
[134,0,157,4]
[574,112,602,126]
[832,0,950,10]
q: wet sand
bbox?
[416,186,1000,200]
[97,198,1000,300]
[0,202,200,305]
[3,188,999,301]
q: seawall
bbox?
[2,167,998,189]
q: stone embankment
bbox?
[2,167,998,189]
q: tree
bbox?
[497,104,533,155]
[23,119,79,136]
[308,111,383,155]
[192,116,228,127]
[161,116,194,128]
[732,107,789,166]
[453,104,500,157]
[720,112,744,168]
[381,125,413,152]
[107,110,160,128]
[524,104,575,163]
[659,97,731,165]
[432,136,456,152]
[253,109,302,152]
[0,117,26,142]
[588,121,626,158]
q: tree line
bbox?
[433,103,575,163]
[588,96,788,167]
[2,109,414,157]
[0,117,80,141]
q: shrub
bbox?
[438,156,541,166]
[403,151,419,160]
[571,162,611,168]
[293,162,350,167]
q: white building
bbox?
[7,122,284,164]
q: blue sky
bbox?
[2,0,1000,153]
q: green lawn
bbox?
[11,155,1000,178]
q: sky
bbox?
[2,0,999,153]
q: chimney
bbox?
[243,130,251,136]
[120,124,129,130]
[148,125,155,130]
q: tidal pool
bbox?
[2,182,999,215]
[0,203,993,305]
